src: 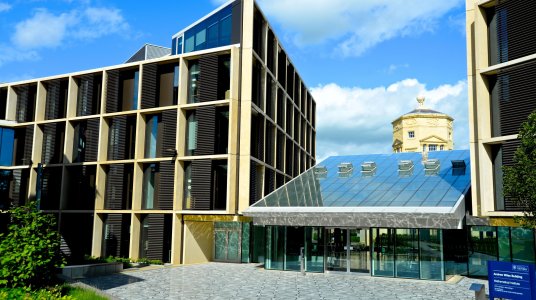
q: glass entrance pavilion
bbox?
[245,150,475,280]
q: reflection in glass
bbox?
[326,228,347,272]
[419,229,444,280]
[511,227,535,263]
[468,226,497,277]
[183,162,192,209]
[498,226,511,262]
[372,228,395,277]
[188,61,200,103]
[395,229,419,278]
[265,226,284,270]
[186,112,197,155]
[142,164,157,209]
[306,227,324,272]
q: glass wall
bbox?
[183,3,233,53]
[372,228,444,280]
[265,226,324,273]
[468,226,497,277]
[419,229,443,280]
[372,228,395,277]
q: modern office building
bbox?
[392,97,453,153]
[0,0,316,265]
[466,0,535,224]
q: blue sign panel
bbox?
[488,260,536,300]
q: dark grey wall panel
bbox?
[64,166,96,210]
[41,167,62,210]
[105,164,133,210]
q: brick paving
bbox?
[80,262,488,300]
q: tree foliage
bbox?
[503,111,536,228]
[0,201,64,290]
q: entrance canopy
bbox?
[244,150,470,229]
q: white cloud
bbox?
[0,2,11,12]
[312,79,468,161]
[11,7,129,50]
[0,45,39,66]
[75,7,129,39]
[12,9,77,49]
[257,0,463,56]
[211,0,230,5]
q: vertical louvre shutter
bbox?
[158,161,174,210]
[105,164,132,210]
[198,55,219,102]
[496,0,536,63]
[141,63,158,109]
[276,131,284,171]
[45,80,60,120]
[196,106,216,155]
[108,116,127,161]
[77,75,94,116]
[41,123,64,164]
[145,214,165,260]
[106,70,120,113]
[161,110,177,157]
[103,214,131,257]
[190,159,212,210]
[85,118,99,162]
[16,85,33,122]
[22,126,34,165]
[497,62,536,136]
[285,138,293,176]
[265,123,274,165]
[249,161,258,205]
[264,168,274,196]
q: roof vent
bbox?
[337,162,353,178]
[314,166,328,178]
[398,160,414,177]
[424,159,440,176]
[361,161,376,177]
[451,160,466,176]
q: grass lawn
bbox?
[66,286,109,300]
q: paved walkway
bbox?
[80,263,488,300]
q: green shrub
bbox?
[0,201,65,290]
[0,286,72,299]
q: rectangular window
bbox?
[422,144,426,152]
[186,112,197,155]
[171,37,177,55]
[408,131,415,138]
[429,144,437,152]
[440,145,444,151]
[142,164,157,209]
[187,61,200,104]
[0,128,14,166]
[144,115,160,158]
[177,37,183,55]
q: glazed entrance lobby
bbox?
[246,150,484,280]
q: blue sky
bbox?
[0,0,469,160]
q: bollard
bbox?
[469,283,486,300]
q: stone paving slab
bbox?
[80,263,488,300]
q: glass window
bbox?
[408,131,415,138]
[133,71,139,110]
[183,162,192,209]
[195,28,206,49]
[144,115,159,158]
[185,35,194,53]
[171,37,177,55]
[186,112,197,155]
[177,37,183,55]
[265,226,285,270]
[142,164,157,209]
[219,15,232,45]
[422,144,426,152]
[188,61,200,104]
[173,66,180,104]
[207,22,219,48]
[440,145,444,151]
[0,128,15,167]
[429,144,437,152]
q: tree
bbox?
[503,111,536,228]
[0,201,64,290]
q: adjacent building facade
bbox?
[0,0,316,265]
[392,97,453,153]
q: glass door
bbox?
[349,229,369,273]
[285,227,304,271]
[327,228,348,272]
[305,227,324,272]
